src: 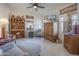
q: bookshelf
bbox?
[9,15,25,38]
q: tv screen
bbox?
[48,15,56,21]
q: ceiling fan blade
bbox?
[30,3,34,5]
[35,3,39,5]
[27,6,33,8]
[30,3,39,6]
[27,3,45,11]
[38,6,45,8]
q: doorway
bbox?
[59,16,64,44]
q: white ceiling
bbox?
[5,3,73,18]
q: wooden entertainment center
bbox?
[44,22,57,42]
[9,15,25,38]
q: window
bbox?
[34,20,42,30]
[71,14,77,33]
[60,17,64,32]
[25,19,34,31]
[72,14,77,25]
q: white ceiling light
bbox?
[34,6,37,8]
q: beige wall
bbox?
[0,4,10,18]
[0,3,76,40]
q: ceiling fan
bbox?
[27,3,45,11]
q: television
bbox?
[48,15,56,22]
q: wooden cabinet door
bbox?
[48,22,53,35]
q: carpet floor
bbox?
[16,37,77,56]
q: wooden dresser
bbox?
[44,22,57,42]
[64,34,79,54]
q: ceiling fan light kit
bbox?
[27,3,45,11]
[34,6,37,8]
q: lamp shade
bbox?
[0,18,8,25]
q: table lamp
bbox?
[0,18,8,39]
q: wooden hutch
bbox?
[9,15,25,38]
